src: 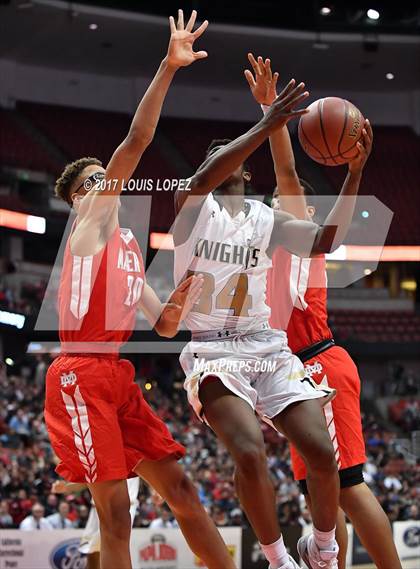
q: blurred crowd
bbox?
[0,356,418,531]
[0,261,47,317]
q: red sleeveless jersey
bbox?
[58,225,145,353]
[267,247,332,353]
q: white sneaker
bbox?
[269,554,301,569]
[297,534,338,568]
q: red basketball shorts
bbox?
[45,355,185,483]
[290,346,366,482]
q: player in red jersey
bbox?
[45,10,236,569]
[245,54,401,569]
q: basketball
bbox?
[298,97,364,166]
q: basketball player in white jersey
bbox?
[172,76,371,568]
[53,478,141,569]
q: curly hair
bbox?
[54,157,102,205]
[205,138,251,176]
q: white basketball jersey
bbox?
[174,193,274,333]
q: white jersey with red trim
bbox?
[174,193,274,333]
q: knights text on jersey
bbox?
[59,226,145,352]
[174,193,274,333]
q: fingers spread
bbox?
[276,78,296,101]
[257,56,265,76]
[280,82,307,108]
[193,50,208,60]
[248,52,262,76]
[244,69,256,88]
[193,19,209,39]
[177,8,184,30]
[264,58,272,81]
[186,9,197,32]
[289,108,310,117]
[169,15,176,34]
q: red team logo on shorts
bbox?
[60,371,77,387]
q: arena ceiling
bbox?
[0,0,419,91]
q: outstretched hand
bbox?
[164,274,204,324]
[167,9,208,69]
[245,53,279,106]
[262,78,310,132]
[348,119,373,174]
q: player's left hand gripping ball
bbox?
[348,119,373,174]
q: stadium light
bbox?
[367,9,380,20]
[0,310,26,329]
[150,233,420,262]
[150,232,174,250]
[401,279,417,292]
[386,72,395,80]
[89,23,98,30]
[320,6,331,15]
[0,209,46,234]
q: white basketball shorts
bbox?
[180,328,334,426]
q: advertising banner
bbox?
[0,531,86,569]
[0,528,241,569]
[130,527,241,569]
[393,520,420,561]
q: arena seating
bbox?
[388,398,419,432]
[329,309,420,343]
[0,109,60,174]
[16,102,178,182]
[323,127,420,245]
[2,103,419,244]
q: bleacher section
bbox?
[0,108,60,173]
[329,310,420,343]
[323,127,420,245]
[17,102,178,182]
[1,103,419,243]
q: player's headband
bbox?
[74,171,105,195]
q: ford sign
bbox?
[50,538,86,569]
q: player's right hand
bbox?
[262,79,310,132]
[51,480,68,494]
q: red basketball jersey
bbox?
[267,247,332,353]
[59,225,145,353]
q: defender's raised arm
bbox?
[70,10,208,229]
[268,121,373,257]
